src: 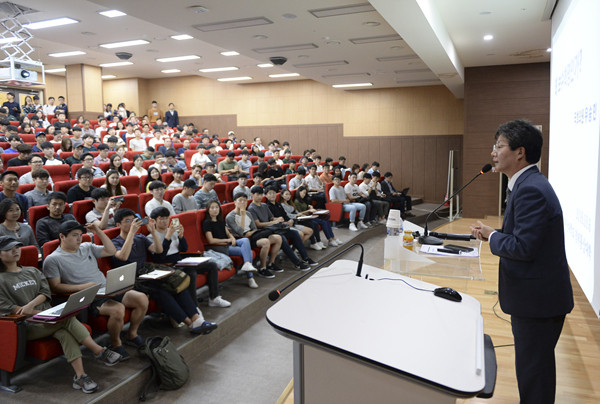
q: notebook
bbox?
[34,284,102,319]
[97,263,136,296]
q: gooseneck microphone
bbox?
[268,243,365,302]
[419,164,493,245]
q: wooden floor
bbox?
[279,217,600,404]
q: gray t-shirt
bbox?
[85,207,115,228]
[172,193,197,214]
[247,202,273,223]
[232,185,252,200]
[194,189,219,210]
[0,267,51,315]
[25,188,50,207]
[329,185,347,202]
[0,223,39,250]
[43,242,106,287]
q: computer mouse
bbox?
[433,287,462,302]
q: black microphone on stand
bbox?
[419,163,493,245]
[268,243,365,302]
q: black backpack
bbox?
[139,336,190,401]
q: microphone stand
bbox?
[269,243,364,302]
[419,164,492,245]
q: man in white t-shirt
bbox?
[190,146,211,168]
[344,172,375,225]
[145,181,175,217]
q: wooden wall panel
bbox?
[463,62,550,218]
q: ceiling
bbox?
[1,0,555,98]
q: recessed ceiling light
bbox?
[200,66,239,73]
[101,75,117,79]
[362,21,380,27]
[483,34,494,41]
[156,55,201,62]
[254,35,268,40]
[45,68,67,73]
[479,11,492,15]
[257,63,273,68]
[220,51,240,56]
[310,4,375,18]
[81,31,96,36]
[217,76,252,82]
[25,17,79,30]
[0,37,20,44]
[48,50,86,57]
[546,47,552,52]
[269,73,300,78]
[326,40,341,46]
[100,39,149,49]
[188,5,209,13]
[282,13,297,19]
[390,45,404,51]
[99,61,133,67]
[161,69,181,73]
[98,10,126,18]
[332,83,373,88]
[171,34,194,40]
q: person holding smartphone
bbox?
[86,189,123,230]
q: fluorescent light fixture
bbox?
[100,39,149,49]
[99,61,133,67]
[253,43,317,54]
[217,76,252,82]
[161,69,181,73]
[200,66,239,73]
[48,50,86,57]
[220,51,240,56]
[101,75,117,79]
[483,34,494,41]
[25,17,79,30]
[376,55,419,62]
[257,63,273,68]
[99,10,126,18]
[0,37,20,44]
[45,68,67,73]
[156,55,200,62]
[269,73,300,78]
[171,34,193,40]
[350,34,402,44]
[193,17,273,32]
[332,83,373,88]
[310,4,375,18]
[294,60,348,68]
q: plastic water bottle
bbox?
[386,209,403,236]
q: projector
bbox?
[0,57,45,85]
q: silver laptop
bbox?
[36,284,102,318]
[97,263,137,296]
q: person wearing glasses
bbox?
[18,155,55,185]
[67,168,97,203]
[77,153,105,179]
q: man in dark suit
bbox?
[380,171,413,217]
[165,103,179,128]
[471,120,573,404]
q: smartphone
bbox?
[112,196,125,203]
[135,213,149,225]
[172,218,180,227]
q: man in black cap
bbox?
[217,151,240,180]
[65,144,85,166]
[32,132,47,153]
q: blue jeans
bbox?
[229,237,254,278]
[310,217,335,240]
[343,202,366,222]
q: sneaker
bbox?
[317,241,327,249]
[406,211,416,218]
[112,345,131,361]
[124,335,145,349]
[329,239,340,247]
[240,261,258,272]
[379,218,387,224]
[209,296,231,308]
[358,221,369,229]
[248,277,259,288]
[268,262,284,273]
[349,223,358,231]
[169,317,185,328]
[73,374,98,394]
[190,320,218,335]
[258,268,275,278]
[95,347,121,366]
[295,261,311,271]
[304,257,319,266]
[310,243,322,251]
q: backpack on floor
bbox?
[139,336,190,401]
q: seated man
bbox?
[24,169,52,207]
[232,174,252,200]
[145,181,176,217]
[194,174,219,210]
[329,175,367,232]
[359,173,390,224]
[65,143,84,166]
[36,191,78,247]
[68,168,98,203]
[247,186,314,272]
[172,179,198,214]
[44,221,149,360]
[217,151,240,180]
[266,158,285,189]
[0,170,28,220]
[165,151,186,172]
[7,143,32,167]
[94,144,110,166]
[19,154,55,185]
[237,150,252,175]
[167,167,185,190]
[77,153,105,178]
[190,145,211,168]
[81,134,98,153]
[203,162,223,183]
[4,134,21,153]
[304,164,326,208]
[86,188,122,229]
[31,132,47,153]
[41,141,65,165]
[380,172,414,217]
[148,207,231,308]
[285,159,297,175]
[111,209,217,334]
[345,172,375,226]
[288,168,306,190]
[265,186,313,246]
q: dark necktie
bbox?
[505,188,511,204]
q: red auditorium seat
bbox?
[18,245,40,268]
[138,193,153,217]
[120,175,141,195]
[53,179,78,194]
[45,164,71,182]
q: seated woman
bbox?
[225,192,283,281]
[293,186,341,247]
[101,170,127,196]
[0,236,121,394]
[109,154,127,176]
[129,154,148,178]
[148,207,231,308]
[145,167,162,192]
[203,200,258,289]
[57,137,73,156]
[0,198,39,251]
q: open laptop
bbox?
[97,263,137,296]
[35,284,102,319]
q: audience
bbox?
[0,199,38,250]
[68,168,97,203]
[24,169,52,207]
[36,191,77,247]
